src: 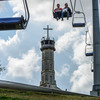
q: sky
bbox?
[0,0,99,95]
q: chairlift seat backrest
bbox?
[86,52,93,56]
[0,16,25,30]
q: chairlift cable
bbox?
[85,29,93,45]
[80,0,84,13]
[73,0,76,12]
[23,0,30,26]
[88,31,93,45]
[53,0,55,13]
[85,30,88,45]
[73,0,83,13]
[70,0,73,13]
[24,0,30,21]
[80,0,87,25]
[23,0,27,19]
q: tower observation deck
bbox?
[40,25,58,89]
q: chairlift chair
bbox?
[72,11,86,27]
[52,0,73,20]
[0,0,30,31]
[85,30,93,56]
[72,0,86,27]
[86,52,93,56]
[85,44,93,56]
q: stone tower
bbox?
[40,25,57,89]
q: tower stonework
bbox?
[40,25,58,89]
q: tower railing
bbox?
[41,36,55,41]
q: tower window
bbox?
[42,76,44,82]
[45,75,48,81]
[50,64,52,70]
[45,62,48,70]
[45,40,48,44]
[42,62,44,70]
[42,52,44,59]
[45,52,49,59]
[50,52,53,59]
[50,76,52,82]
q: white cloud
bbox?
[55,29,81,53]
[55,64,70,78]
[0,34,20,62]
[70,64,93,94]
[8,0,24,17]
[8,0,52,22]
[72,36,86,65]
[30,1,52,22]
[0,24,41,85]
[0,2,4,12]
[55,23,93,93]
[6,49,40,80]
[69,25,93,94]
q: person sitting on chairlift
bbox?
[54,4,62,21]
[61,3,72,21]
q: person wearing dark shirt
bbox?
[61,3,72,21]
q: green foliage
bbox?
[0,88,99,100]
[0,67,5,73]
[0,96,24,100]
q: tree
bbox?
[0,64,5,74]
